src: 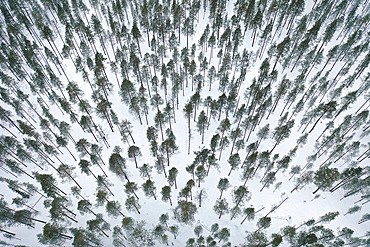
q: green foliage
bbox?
[256,216,272,231]
[0,1,369,246]
[121,218,154,246]
[313,166,340,193]
[37,223,70,246]
[142,180,157,200]
[213,199,229,219]
[174,200,197,224]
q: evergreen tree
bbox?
[218,118,231,160]
[195,165,207,187]
[173,200,197,224]
[38,223,72,245]
[230,186,251,220]
[196,110,207,144]
[168,167,178,189]
[139,163,153,180]
[217,227,230,243]
[160,129,178,167]
[142,180,157,200]
[240,207,256,225]
[109,147,129,180]
[217,178,231,199]
[125,196,141,214]
[184,101,194,154]
[87,213,110,237]
[227,153,241,176]
[131,22,142,57]
[125,181,140,200]
[161,185,172,206]
[128,145,142,168]
[256,216,272,232]
[196,188,207,208]
[313,166,340,194]
[213,199,229,219]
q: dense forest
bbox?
[0,0,369,246]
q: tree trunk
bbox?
[0,164,17,178]
[96,225,109,238]
[252,28,257,47]
[188,117,191,155]
[62,167,82,189]
[152,191,157,200]
[134,204,141,214]
[290,53,303,72]
[219,210,223,219]
[267,93,281,120]
[269,134,282,153]
[228,167,233,176]
[4,115,23,134]
[260,180,269,192]
[0,228,15,236]
[230,194,245,220]
[63,146,77,161]
[313,187,320,194]
[133,155,138,168]
[264,198,288,218]
[136,39,142,57]
[60,210,78,223]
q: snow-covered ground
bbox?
[0,0,369,246]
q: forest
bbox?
[0,0,369,246]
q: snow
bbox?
[0,0,369,246]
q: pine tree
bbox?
[139,163,153,181]
[163,225,175,242]
[218,118,231,160]
[161,185,172,206]
[109,147,129,181]
[168,167,178,189]
[142,180,157,200]
[183,102,194,154]
[128,145,142,168]
[131,22,142,57]
[173,200,197,224]
[196,189,207,208]
[125,196,141,214]
[227,153,241,176]
[270,119,295,153]
[196,110,207,144]
[230,185,251,220]
[38,223,72,245]
[217,178,230,199]
[124,182,140,200]
[217,227,230,243]
[106,200,124,217]
[213,199,229,219]
[160,129,178,167]
[77,199,96,216]
[240,207,258,225]
[87,213,110,237]
[255,216,272,232]
[195,165,207,187]
[313,167,340,194]
[70,227,101,246]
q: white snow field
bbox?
[0,0,368,246]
